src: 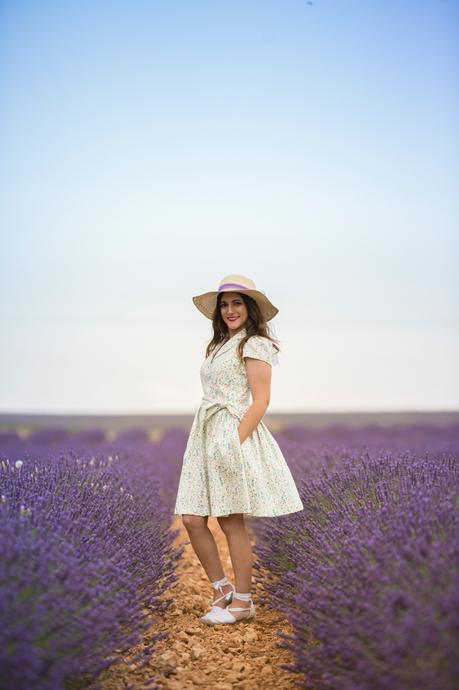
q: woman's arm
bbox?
[237,358,271,444]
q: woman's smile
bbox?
[219,292,248,331]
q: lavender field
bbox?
[252,422,459,690]
[0,428,187,690]
[1,420,458,690]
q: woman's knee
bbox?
[182,514,208,532]
[217,513,244,534]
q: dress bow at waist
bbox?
[199,397,244,423]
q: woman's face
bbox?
[219,292,248,334]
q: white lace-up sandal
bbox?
[199,576,235,623]
[200,591,256,625]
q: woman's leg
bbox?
[181,514,233,606]
[217,513,253,614]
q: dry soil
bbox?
[89,514,302,690]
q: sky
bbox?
[0,0,458,414]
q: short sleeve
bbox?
[242,335,273,366]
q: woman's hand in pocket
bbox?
[238,429,250,447]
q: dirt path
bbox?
[90,515,300,690]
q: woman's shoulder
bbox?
[245,333,275,346]
[242,334,274,364]
[245,332,273,343]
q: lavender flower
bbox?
[250,424,459,690]
[0,431,185,690]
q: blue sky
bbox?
[1,0,458,413]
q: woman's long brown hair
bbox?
[205,292,281,364]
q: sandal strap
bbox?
[210,581,235,606]
[233,591,252,601]
[228,604,252,612]
[211,576,229,590]
[211,591,228,605]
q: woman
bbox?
[173,274,304,625]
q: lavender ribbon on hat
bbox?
[218,282,250,290]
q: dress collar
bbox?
[210,327,247,361]
[229,326,247,341]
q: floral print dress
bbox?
[173,327,304,517]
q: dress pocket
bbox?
[239,432,252,452]
[231,418,246,451]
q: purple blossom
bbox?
[250,424,459,690]
[0,432,185,690]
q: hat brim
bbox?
[192,289,279,321]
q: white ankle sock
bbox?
[234,591,251,600]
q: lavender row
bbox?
[251,426,459,690]
[0,430,187,690]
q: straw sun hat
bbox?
[192,274,279,322]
